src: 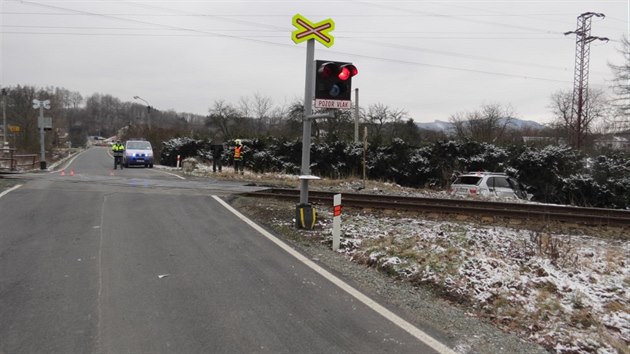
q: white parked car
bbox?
[450,172,531,200]
[123,139,154,168]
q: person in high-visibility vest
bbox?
[233,139,244,175]
[112,140,125,170]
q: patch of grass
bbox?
[490,294,522,319]
[569,308,597,329]
[599,327,630,354]
[530,232,579,267]
[534,281,558,294]
[603,249,624,274]
[603,300,627,313]
[536,290,562,314]
[570,291,585,310]
[398,239,421,260]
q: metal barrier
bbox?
[0,149,38,171]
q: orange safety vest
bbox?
[234,146,242,160]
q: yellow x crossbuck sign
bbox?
[291,14,335,48]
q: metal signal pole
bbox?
[354,88,359,143]
[299,39,315,205]
[32,99,50,169]
[1,89,6,150]
[564,12,608,149]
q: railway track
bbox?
[243,188,630,227]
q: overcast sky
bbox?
[1,0,628,124]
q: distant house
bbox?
[594,135,630,151]
[522,136,566,145]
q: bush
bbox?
[561,175,613,208]
[159,135,630,209]
[160,137,211,166]
[510,145,584,204]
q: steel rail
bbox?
[243,188,630,227]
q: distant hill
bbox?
[416,120,454,132]
[416,118,546,132]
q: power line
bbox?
[0,25,566,35]
[2,11,616,17]
[1,0,603,85]
[350,0,566,35]
[0,30,575,84]
[356,38,576,72]
[0,29,568,40]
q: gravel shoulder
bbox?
[230,195,550,354]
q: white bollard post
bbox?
[332,193,342,251]
[176,155,181,169]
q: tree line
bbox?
[0,37,626,161]
[160,136,629,209]
[1,86,622,157]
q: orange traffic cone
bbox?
[60,170,65,176]
[70,169,75,176]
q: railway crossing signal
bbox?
[291,14,335,48]
[315,60,358,102]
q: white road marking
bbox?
[151,169,185,180]
[0,184,23,199]
[96,194,107,346]
[49,149,87,173]
[212,195,456,354]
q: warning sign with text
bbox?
[314,99,352,109]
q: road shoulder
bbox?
[229,195,548,354]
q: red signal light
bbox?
[338,67,350,81]
[315,60,357,101]
[338,64,358,81]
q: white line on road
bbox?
[49,149,87,173]
[0,184,23,199]
[151,169,185,180]
[212,195,456,354]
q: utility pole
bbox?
[32,99,50,169]
[1,88,7,151]
[354,88,359,143]
[564,12,608,149]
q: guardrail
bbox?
[0,149,38,171]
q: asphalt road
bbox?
[0,147,453,353]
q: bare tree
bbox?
[252,94,272,120]
[278,101,304,139]
[385,107,407,143]
[237,96,251,119]
[364,103,407,144]
[549,89,610,146]
[267,104,289,137]
[252,93,273,135]
[68,91,83,109]
[84,94,126,136]
[237,93,276,136]
[206,100,241,139]
[6,85,39,152]
[449,103,515,143]
[608,36,630,129]
[313,107,354,143]
[549,90,573,132]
